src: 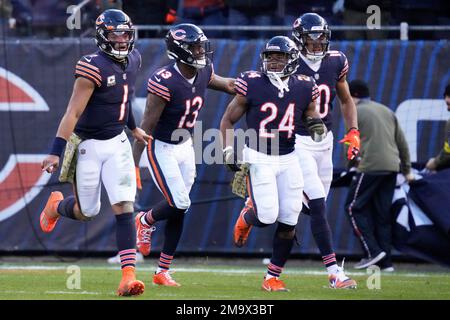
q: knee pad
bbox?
[257,214,277,225]
[173,192,191,210]
[256,202,278,225]
[79,204,100,220]
[276,222,296,239]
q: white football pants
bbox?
[243,147,303,226]
[75,131,136,217]
[145,137,196,210]
[295,131,334,201]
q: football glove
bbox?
[339,127,360,160]
[223,146,241,172]
[305,116,327,142]
[231,163,250,198]
[135,166,142,190]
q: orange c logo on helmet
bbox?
[96,14,105,25]
[171,29,186,40]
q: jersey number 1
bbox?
[118,84,128,121]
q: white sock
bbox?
[156,267,166,274]
[140,214,150,227]
[327,264,339,275]
[265,273,276,280]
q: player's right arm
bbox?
[41,77,95,173]
[132,93,166,166]
[220,94,248,171]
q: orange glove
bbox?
[165,8,177,24]
[339,128,360,160]
[135,166,142,190]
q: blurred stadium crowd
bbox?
[0,0,449,39]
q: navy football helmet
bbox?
[292,13,330,61]
[166,23,212,69]
[261,36,300,78]
[95,9,135,60]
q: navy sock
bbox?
[150,200,186,222]
[57,195,77,220]
[269,223,295,271]
[162,213,185,256]
[243,207,270,227]
[309,198,334,257]
[115,213,136,250]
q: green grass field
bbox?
[1,259,449,300]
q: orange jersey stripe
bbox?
[147,142,174,207]
[148,79,170,92]
[77,61,100,72]
[147,84,171,98]
[75,70,101,86]
[75,66,102,82]
[148,88,170,102]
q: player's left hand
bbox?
[339,128,360,160]
[132,127,152,145]
[223,146,241,172]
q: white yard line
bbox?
[45,290,101,295]
[0,264,445,278]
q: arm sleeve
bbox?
[147,72,171,102]
[394,114,412,175]
[74,57,102,87]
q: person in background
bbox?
[425,84,450,172]
[178,0,227,38]
[345,79,414,272]
[0,0,15,37]
[225,0,276,39]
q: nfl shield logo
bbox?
[192,87,196,93]
[314,73,320,80]
[123,73,127,80]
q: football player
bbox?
[40,9,150,296]
[291,13,358,288]
[133,23,235,287]
[221,36,326,292]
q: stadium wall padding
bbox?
[0,39,448,255]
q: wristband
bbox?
[49,137,67,157]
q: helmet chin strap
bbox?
[267,72,290,98]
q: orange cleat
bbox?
[261,277,290,292]
[117,267,145,296]
[153,271,181,287]
[40,191,63,233]
[135,211,156,256]
[233,199,253,247]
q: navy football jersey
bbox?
[147,63,214,144]
[74,49,141,140]
[295,50,348,136]
[236,71,319,155]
